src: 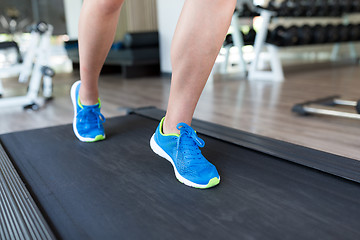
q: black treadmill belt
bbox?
[134,107,360,183]
[1,111,360,239]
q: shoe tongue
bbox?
[180,128,205,148]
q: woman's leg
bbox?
[150,0,237,189]
[163,0,237,134]
[78,0,125,105]
[72,0,124,142]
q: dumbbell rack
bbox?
[226,0,360,82]
[248,7,360,82]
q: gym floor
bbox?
[1,61,359,160]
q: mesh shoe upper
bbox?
[153,118,219,185]
[76,102,105,138]
[71,80,105,141]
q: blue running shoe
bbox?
[150,117,220,189]
[70,80,106,142]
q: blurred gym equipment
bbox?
[0,22,55,110]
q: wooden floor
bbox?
[1,62,359,160]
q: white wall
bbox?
[63,0,82,40]
[156,0,185,73]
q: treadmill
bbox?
[1,107,359,240]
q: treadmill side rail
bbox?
[0,143,56,240]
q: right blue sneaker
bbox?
[150,117,220,189]
[70,80,106,142]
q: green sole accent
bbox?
[86,135,105,143]
[176,177,220,189]
[200,177,220,189]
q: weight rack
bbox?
[225,0,360,81]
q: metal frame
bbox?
[248,9,284,82]
[331,15,359,61]
[221,12,247,76]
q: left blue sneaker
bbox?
[70,80,106,142]
[150,117,220,189]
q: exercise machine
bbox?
[0,7,30,38]
[0,107,359,239]
[0,22,55,110]
[292,95,360,120]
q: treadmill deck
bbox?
[0,109,359,239]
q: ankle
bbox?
[79,87,99,106]
[163,118,180,135]
[80,97,99,106]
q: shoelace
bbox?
[176,123,205,162]
[77,107,106,128]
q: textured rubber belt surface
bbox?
[1,113,360,240]
[0,143,55,240]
